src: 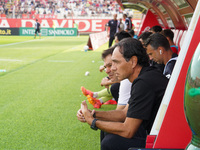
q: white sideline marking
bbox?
[70,46,79,49]
[0,38,46,47]
[0,58,22,62]
[48,60,74,63]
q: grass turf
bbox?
[0,36,116,149]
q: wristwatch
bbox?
[90,118,98,130]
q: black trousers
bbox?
[101,133,146,150]
[100,125,147,150]
[108,36,115,47]
[110,83,120,102]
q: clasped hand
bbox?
[77,100,95,125]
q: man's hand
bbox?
[107,33,110,38]
[81,101,94,125]
[101,77,110,87]
[77,109,86,123]
[77,104,95,123]
[99,65,105,72]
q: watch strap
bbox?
[90,118,98,130]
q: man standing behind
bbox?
[161,29,179,54]
[34,19,41,39]
[106,14,118,47]
[123,14,132,31]
[77,38,168,150]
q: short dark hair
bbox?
[145,33,171,51]
[150,25,162,33]
[138,32,152,43]
[114,31,132,41]
[161,29,174,41]
[102,47,114,59]
[128,29,135,37]
[114,38,149,67]
[123,14,127,17]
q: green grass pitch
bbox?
[0,36,116,149]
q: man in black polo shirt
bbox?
[77,38,168,150]
[106,14,118,47]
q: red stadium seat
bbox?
[173,29,180,43]
[179,30,187,49]
[175,30,183,46]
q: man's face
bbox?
[113,14,117,20]
[103,54,117,81]
[146,44,162,64]
[111,47,133,81]
[123,14,126,19]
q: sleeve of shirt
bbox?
[125,19,129,25]
[127,79,155,120]
[106,21,111,27]
[164,60,176,77]
[118,79,132,105]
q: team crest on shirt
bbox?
[166,74,171,79]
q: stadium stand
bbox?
[0,0,130,19]
[0,0,142,19]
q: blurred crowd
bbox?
[0,0,124,19]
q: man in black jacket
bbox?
[77,38,168,150]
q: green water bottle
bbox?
[184,43,200,150]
